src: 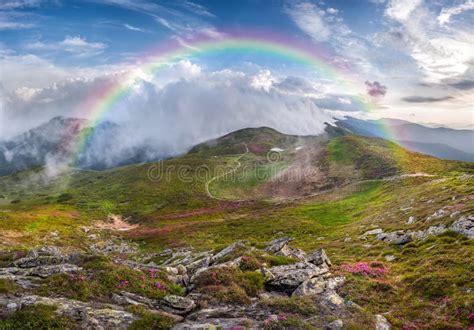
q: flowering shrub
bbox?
[340,261,388,277]
[239,255,262,271]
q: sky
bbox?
[0,0,473,140]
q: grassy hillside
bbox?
[0,129,473,328]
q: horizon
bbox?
[1,0,473,141]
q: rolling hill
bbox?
[0,128,473,329]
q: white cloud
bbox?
[0,0,41,10]
[123,23,145,32]
[385,0,423,22]
[285,2,330,42]
[438,0,474,25]
[26,36,107,55]
[0,11,35,29]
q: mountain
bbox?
[336,117,474,162]
[0,117,163,176]
[0,127,473,329]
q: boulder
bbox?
[274,245,307,261]
[307,248,332,267]
[267,262,329,292]
[325,319,343,330]
[376,231,411,245]
[450,215,474,238]
[321,290,345,308]
[265,237,293,253]
[161,295,196,315]
[292,277,326,296]
[375,314,391,330]
[210,241,246,265]
[360,228,383,239]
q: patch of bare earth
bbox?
[258,144,335,200]
[95,214,139,232]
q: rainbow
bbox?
[69,30,384,166]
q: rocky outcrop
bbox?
[375,314,391,330]
[451,215,474,238]
[161,295,196,315]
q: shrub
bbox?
[236,271,264,296]
[0,279,18,294]
[0,304,73,329]
[127,305,174,330]
[261,296,317,316]
[340,261,388,277]
[239,255,262,271]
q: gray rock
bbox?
[267,262,329,292]
[407,216,416,224]
[384,255,396,262]
[275,245,307,261]
[376,231,411,245]
[321,290,345,308]
[450,215,474,238]
[307,248,332,267]
[265,237,293,253]
[28,264,82,278]
[161,295,196,315]
[360,228,383,239]
[292,277,326,296]
[375,314,391,330]
[325,276,345,290]
[325,319,343,330]
[210,241,246,264]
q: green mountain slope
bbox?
[0,128,473,328]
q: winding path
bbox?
[205,143,249,201]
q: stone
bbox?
[28,264,82,278]
[161,295,196,315]
[325,276,345,290]
[361,228,383,239]
[321,290,344,308]
[407,216,416,224]
[275,245,307,261]
[210,241,246,264]
[376,231,411,245]
[292,277,326,296]
[325,319,343,330]
[375,314,391,330]
[6,302,18,310]
[307,248,332,267]
[450,216,474,238]
[265,237,293,253]
[267,262,329,292]
[384,255,396,262]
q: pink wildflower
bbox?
[149,268,158,279]
[277,314,287,321]
[469,313,474,320]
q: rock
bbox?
[6,302,18,310]
[427,208,449,220]
[275,245,307,261]
[375,314,391,330]
[325,276,345,290]
[360,228,383,239]
[267,262,329,292]
[321,290,345,308]
[344,237,352,242]
[450,215,474,238]
[376,231,411,245]
[407,216,416,224]
[173,318,253,330]
[292,277,326,296]
[186,256,210,275]
[410,225,447,241]
[28,264,82,278]
[210,241,246,265]
[384,255,396,262]
[161,295,196,315]
[307,248,332,267]
[112,291,157,308]
[265,237,293,253]
[325,319,343,330]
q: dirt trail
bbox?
[205,143,249,201]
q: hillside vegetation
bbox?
[0,128,473,329]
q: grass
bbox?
[0,304,74,329]
[0,132,473,328]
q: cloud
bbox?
[365,81,387,97]
[402,95,453,103]
[0,0,41,10]
[26,36,107,56]
[0,10,35,29]
[448,79,474,90]
[438,0,474,25]
[285,2,330,42]
[124,23,146,32]
[385,0,422,22]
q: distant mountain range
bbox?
[335,117,474,162]
[0,116,472,176]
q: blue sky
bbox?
[0,0,473,138]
